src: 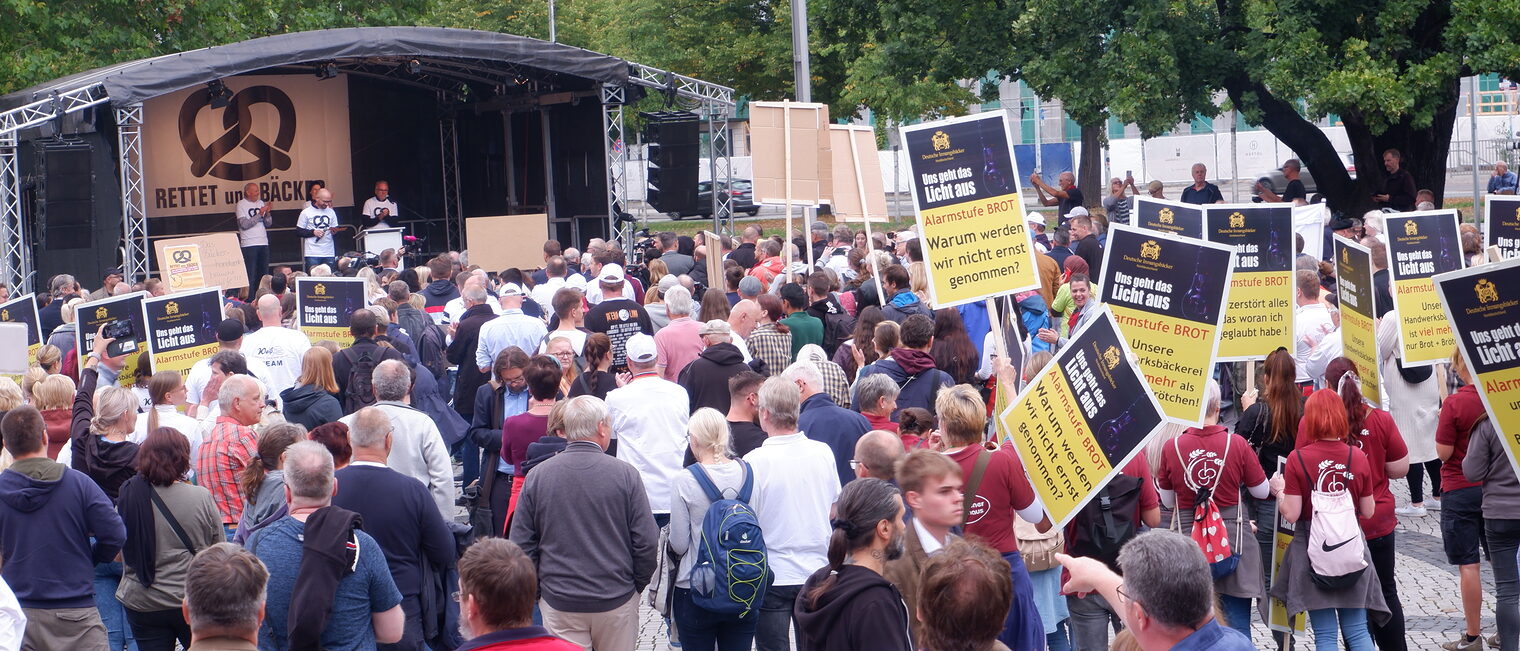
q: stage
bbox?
[0,26,736,292]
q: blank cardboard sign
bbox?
[465,214,549,273]
[829,125,889,222]
[750,102,832,206]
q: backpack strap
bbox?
[736,460,754,504]
[1294,450,1313,492]
[961,449,993,525]
[148,485,198,556]
[688,464,725,503]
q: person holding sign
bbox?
[1037,273,1101,349]
[1437,351,1492,651]
[1156,380,1270,642]
[1269,390,1388,651]
[938,385,1050,650]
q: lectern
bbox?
[360,228,405,268]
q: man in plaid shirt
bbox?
[194,374,266,538]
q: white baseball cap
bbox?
[498,283,526,297]
[1063,206,1090,219]
[598,263,626,284]
[625,333,657,363]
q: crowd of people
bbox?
[0,156,1513,651]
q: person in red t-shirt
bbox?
[456,538,581,651]
[502,358,560,532]
[1303,358,1409,650]
[1437,352,1489,650]
[1269,389,1386,650]
[1063,452,1160,650]
[1156,379,1269,641]
[937,384,1048,651]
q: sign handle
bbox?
[1246,360,1256,393]
[848,128,887,305]
[783,102,795,279]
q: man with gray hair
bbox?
[339,359,455,520]
[333,408,456,650]
[851,429,903,481]
[786,360,869,486]
[197,374,266,536]
[510,396,658,651]
[744,376,841,651]
[184,543,269,650]
[654,285,702,382]
[728,275,765,339]
[1057,530,1253,650]
[248,441,405,649]
[854,373,901,434]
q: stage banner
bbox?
[143,74,353,218]
[76,292,149,387]
[1204,204,1297,361]
[0,294,43,368]
[1099,225,1234,424]
[1334,236,1381,405]
[1267,458,1306,634]
[1434,257,1520,470]
[296,277,365,347]
[1487,195,1520,261]
[997,308,1167,528]
[1132,197,1204,239]
[1385,210,1463,366]
[143,287,223,378]
[901,113,1039,307]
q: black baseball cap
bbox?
[216,318,246,343]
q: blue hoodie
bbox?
[0,457,125,608]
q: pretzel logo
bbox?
[178,85,296,181]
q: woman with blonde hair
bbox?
[31,373,75,459]
[357,266,384,302]
[544,334,581,396]
[21,366,46,402]
[279,346,343,431]
[669,407,760,650]
[35,343,62,374]
[132,371,201,468]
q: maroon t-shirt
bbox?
[1284,440,1374,523]
[1064,452,1159,549]
[1156,425,1266,512]
[953,444,1038,554]
[1296,408,1407,539]
[502,412,549,468]
[1436,385,1486,492]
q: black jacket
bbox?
[1074,234,1104,279]
[447,303,498,416]
[419,279,458,309]
[729,242,758,270]
[331,337,406,405]
[280,384,344,432]
[795,564,914,651]
[677,342,749,414]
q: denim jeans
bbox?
[123,608,189,651]
[242,245,269,291]
[1219,594,1253,642]
[673,588,758,651]
[93,561,137,651]
[1046,619,1071,651]
[1488,518,1520,651]
[304,256,335,272]
[754,584,801,651]
[1308,608,1372,651]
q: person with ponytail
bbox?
[132,371,202,471]
[1237,348,1305,579]
[1305,357,1409,650]
[793,477,913,651]
[233,423,303,541]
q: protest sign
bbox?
[1267,458,1306,635]
[143,287,223,378]
[988,294,1030,446]
[1100,225,1234,424]
[1132,197,1204,239]
[0,294,42,368]
[0,324,29,382]
[76,292,149,386]
[1293,203,1329,261]
[154,233,246,291]
[296,277,366,347]
[1385,210,1463,365]
[998,308,1167,528]
[1204,205,1297,361]
[901,112,1039,307]
[1487,195,1520,261]
[1434,257,1520,470]
[1334,236,1381,405]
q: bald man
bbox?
[853,429,904,482]
[296,188,340,271]
[241,294,312,402]
[236,182,274,290]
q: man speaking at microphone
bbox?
[296,188,341,271]
[363,180,400,230]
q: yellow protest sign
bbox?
[1385,210,1462,365]
[296,277,366,348]
[1334,236,1381,405]
[1435,257,1520,473]
[1204,205,1297,361]
[901,113,1039,307]
[143,287,223,379]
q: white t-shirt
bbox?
[241,326,312,397]
[744,432,840,585]
[361,196,399,228]
[1293,303,1336,384]
[531,277,567,311]
[606,377,691,514]
[296,206,339,258]
[540,328,588,356]
[133,406,204,470]
[184,354,272,408]
[235,199,271,247]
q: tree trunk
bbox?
[1341,78,1460,213]
[1077,121,1103,209]
[1224,78,1367,216]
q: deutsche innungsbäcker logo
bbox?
[178,86,296,181]
[1405,220,1418,236]
[1476,279,1498,304]
[931,130,950,151]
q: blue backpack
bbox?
[687,461,771,616]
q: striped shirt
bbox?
[749,322,792,378]
[196,416,259,525]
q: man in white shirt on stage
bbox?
[362,180,399,230]
[236,182,274,291]
[296,188,341,271]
